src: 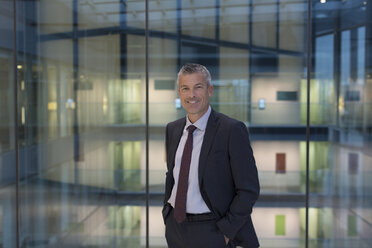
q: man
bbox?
[163,63,260,248]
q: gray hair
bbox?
[177,63,211,87]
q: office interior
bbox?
[0,0,371,247]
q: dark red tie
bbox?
[174,125,197,223]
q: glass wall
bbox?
[16,0,146,246]
[147,0,309,246]
[0,0,17,247]
[0,0,371,247]
[310,0,372,247]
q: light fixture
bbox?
[175,98,181,109]
[320,0,326,3]
[21,107,25,125]
[338,97,344,114]
[65,98,75,109]
[259,98,266,110]
[48,102,58,111]
[17,65,23,69]
[103,95,108,114]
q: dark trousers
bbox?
[164,205,236,248]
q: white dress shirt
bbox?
[168,106,211,214]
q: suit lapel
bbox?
[198,110,219,187]
[169,118,185,171]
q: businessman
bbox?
[163,64,260,248]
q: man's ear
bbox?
[208,85,213,97]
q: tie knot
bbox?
[187,125,197,134]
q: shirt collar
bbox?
[185,106,211,132]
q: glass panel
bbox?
[341,30,351,85]
[148,37,179,125]
[149,0,177,33]
[0,0,17,246]
[279,0,306,52]
[17,0,146,246]
[313,34,335,125]
[78,0,120,29]
[218,46,250,122]
[251,54,304,125]
[311,0,372,247]
[148,18,178,248]
[250,0,307,247]
[127,0,146,29]
[357,27,365,84]
[181,0,216,39]
[9,0,372,247]
[252,0,277,48]
[38,0,72,34]
[149,0,308,247]
[219,0,249,44]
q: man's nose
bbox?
[189,88,196,98]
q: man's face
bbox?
[178,72,213,123]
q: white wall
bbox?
[252,141,301,190]
[253,208,300,239]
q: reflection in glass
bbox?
[0,0,16,246]
[1,0,370,247]
[312,0,372,246]
[181,0,216,39]
[252,0,277,48]
[17,0,146,246]
[219,1,249,43]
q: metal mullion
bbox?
[276,0,280,49]
[334,7,341,127]
[248,0,253,122]
[177,0,182,68]
[120,0,127,79]
[305,0,312,247]
[145,0,149,247]
[13,0,20,246]
[215,0,220,80]
[72,0,80,183]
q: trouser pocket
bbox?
[162,203,172,224]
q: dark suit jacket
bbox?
[163,109,260,248]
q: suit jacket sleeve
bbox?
[164,123,172,205]
[216,121,260,240]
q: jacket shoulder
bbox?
[214,111,244,128]
[166,117,186,130]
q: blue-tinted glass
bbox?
[16,0,146,246]
[311,0,372,247]
[149,0,308,247]
[0,0,17,247]
[341,30,351,85]
[357,27,365,83]
[2,0,369,247]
